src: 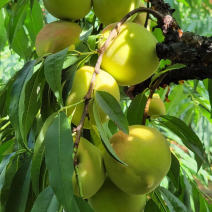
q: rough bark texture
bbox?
[132,0,212,96]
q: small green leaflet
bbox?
[93,100,127,166]
[95,91,129,134]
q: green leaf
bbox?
[0,156,18,211]
[5,159,31,212]
[167,153,180,189]
[207,79,212,119]
[150,64,186,87]
[9,60,36,149]
[144,199,160,212]
[0,139,15,156]
[127,91,147,125]
[62,64,78,104]
[31,113,57,196]
[158,187,187,212]
[20,65,44,145]
[31,186,60,212]
[0,0,10,9]
[25,0,43,45]
[90,124,105,153]
[44,111,74,212]
[80,23,93,42]
[44,48,69,106]
[95,91,129,134]
[0,9,7,51]
[7,2,28,46]
[151,115,204,171]
[93,100,127,165]
[74,195,95,212]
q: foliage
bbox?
[0,0,212,212]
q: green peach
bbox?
[43,0,92,20]
[35,20,82,57]
[72,137,106,199]
[149,94,166,116]
[88,177,146,212]
[104,125,171,195]
[99,22,160,86]
[66,66,120,129]
[93,0,139,26]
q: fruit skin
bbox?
[66,66,120,129]
[104,125,171,195]
[35,20,82,57]
[43,0,92,20]
[149,94,166,116]
[72,137,106,199]
[93,0,139,26]
[99,22,160,86]
[88,177,146,212]
[133,1,151,30]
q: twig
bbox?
[144,2,150,28]
[142,73,169,125]
[72,6,165,198]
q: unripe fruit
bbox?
[35,20,82,57]
[88,177,146,212]
[149,94,166,116]
[104,125,171,195]
[43,0,92,20]
[72,137,106,199]
[66,66,120,129]
[93,0,139,26]
[99,22,160,86]
[133,1,151,30]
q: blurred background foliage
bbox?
[0,0,212,211]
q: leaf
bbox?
[44,48,69,106]
[9,60,36,149]
[127,91,147,125]
[31,113,57,196]
[31,186,60,212]
[0,138,15,156]
[95,91,129,134]
[7,3,28,46]
[5,159,31,212]
[144,199,160,212]
[151,115,204,171]
[150,64,186,87]
[80,23,93,42]
[208,79,212,119]
[62,64,78,104]
[90,124,105,153]
[167,153,180,189]
[93,100,127,165]
[19,66,43,145]
[0,156,18,211]
[0,0,10,9]
[44,111,74,212]
[158,187,187,212]
[25,0,43,45]
[0,9,7,51]
[74,195,95,212]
